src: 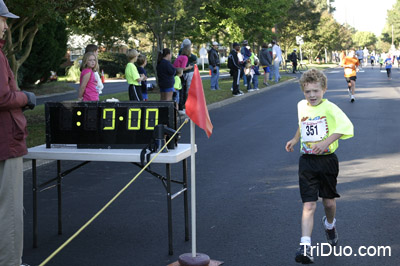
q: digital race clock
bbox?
[45,101,178,149]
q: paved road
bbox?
[23,66,400,265]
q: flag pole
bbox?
[190,120,197,257]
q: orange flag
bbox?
[185,65,213,138]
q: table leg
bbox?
[183,159,189,241]
[32,159,38,248]
[57,160,62,235]
[166,163,173,255]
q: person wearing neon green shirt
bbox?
[125,49,146,101]
[285,69,354,264]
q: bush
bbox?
[98,52,127,78]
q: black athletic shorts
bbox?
[298,153,340,202]
[345,76,356,83]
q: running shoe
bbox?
[322,216,338,246]
[232,91,244,96]
[295,245,314,264]
[247,89,255,92]
[350,95,355,103]
[263,82,269,86]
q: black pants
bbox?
[231,69,240,94]
[292,61,297,72]
[386,68,391,78]
[179,75,187,110]
[128,84,143,101]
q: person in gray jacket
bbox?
[258,43,272,86]
[208,41,220,90]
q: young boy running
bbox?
[285,69,354,264]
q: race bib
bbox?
[301,117,328,142]
[344,68,353,75]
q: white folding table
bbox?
[24,143,196,255]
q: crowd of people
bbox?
[227,40,283,96]
[76,38,288,105]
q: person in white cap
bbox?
[208,41,220,90]
[0,1,36,265]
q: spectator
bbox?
[244,61,253,92]
[227,42,243,96]
[240,40,251,86]
[136,54,148,101]
[289,49,298,73]
[79,52,99,101]
[180,40,197,109]
[173,68,183,109]
[157,48,176,101]
[174,44,193,109]
[208,41,221,90]
[271,40,283,83]
[84,44,103,94]
[125,49,144,101]
[252,59,261,90]
[258,42,272,86]
[0,2,36,265]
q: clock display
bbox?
[45,101,177,149]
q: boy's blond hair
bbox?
[127,49,139,61]
[299,69,327,91]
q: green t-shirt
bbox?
[297,99,353,154]
[125,62,140,85]
[174,76,182,90]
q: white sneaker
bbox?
[247,89,255,92]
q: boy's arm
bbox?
[311,133,343,155]
[285,127,300,152]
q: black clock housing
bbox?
[45,101,177,149]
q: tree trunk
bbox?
[5,21,39,88]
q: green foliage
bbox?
[65,60,81,82]
[352,31,378,50]
[18,18,68,87]
[381,0,400,46]
[98,52,127,78]
[278,0,321,56]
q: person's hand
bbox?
[285,139,297,152]
[22,91,36,110]
[311,141,329,155]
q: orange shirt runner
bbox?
[342,56,359,77]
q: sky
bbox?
[333,0,397,36]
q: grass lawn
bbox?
[24,69,308,148]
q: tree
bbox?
[66,0,136,49]
[18,17,68,87]
[197,0,292,52]
[381,0,400,47]
[4,0,92,85]
[278,0,321,58]
[352,31,377,50]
